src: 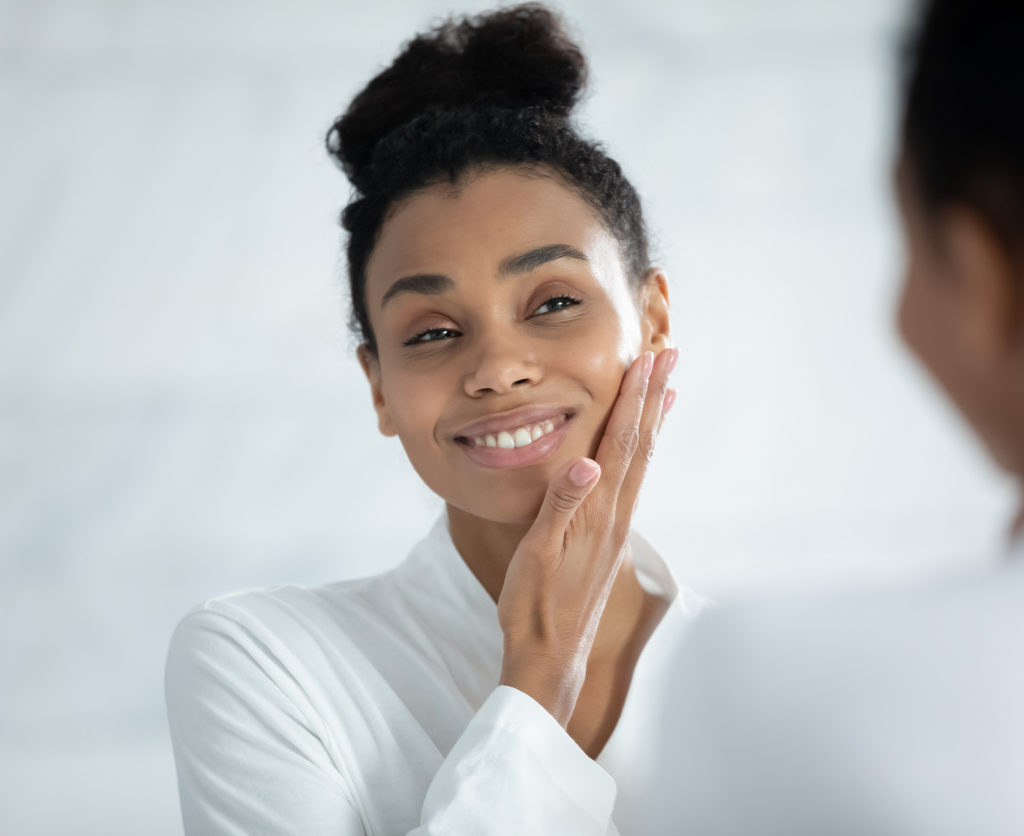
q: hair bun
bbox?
[328,3,587,190]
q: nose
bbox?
[462,332,540,397]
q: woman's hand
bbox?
[496,347,678,726]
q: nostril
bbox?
[512,378,530,386]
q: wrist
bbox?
[500,650,587,727]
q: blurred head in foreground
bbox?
[645,5,1024,834]
[896,0,1024,489]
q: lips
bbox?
[451,404,576,470]
[452,404,575,443]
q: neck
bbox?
[444,502,664,663]
[446,502,529,602]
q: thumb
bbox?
[530,458,602,548]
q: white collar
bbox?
[397,511,699,641]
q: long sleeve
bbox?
[166,606,617,835]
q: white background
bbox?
[1,0,1016,832]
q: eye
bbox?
[532,295,582,315]
[402,327,462,347]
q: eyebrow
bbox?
[380,273,454,308]
[378,244,588,309]
[498,244,588,276]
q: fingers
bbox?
[615,347,678,522]
[528,348,676,552]
[528,456,602,551]
[590,351,652,502]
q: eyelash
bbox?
[532,294,582,315]
[401,294,583,346]
[402,327,460,346]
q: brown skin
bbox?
[895,161,1024,531]
[358,166,676,756]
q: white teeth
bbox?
[513,427,532,447]
[471,417,563,450]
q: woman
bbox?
[166,5,699,834]
[647,0,1024,833]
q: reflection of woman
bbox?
[647,0,1024,833]
[166,5,700,834]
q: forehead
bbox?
[365,168,622,295]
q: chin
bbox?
[450,482,549,528]
[469,497,547,527]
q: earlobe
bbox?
[357,345,398,437]
[639,269,672,352]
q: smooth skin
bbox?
[359,166,676,756]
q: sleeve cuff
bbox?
[474,685,618,822]
[418,685,618,833]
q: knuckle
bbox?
[638,429,657,463]
[618,427,640,460]
[548,485,582,515]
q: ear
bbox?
[357,344,398,437]
[943,208,1021,362]
[637,268,672,353]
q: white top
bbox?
[645,540,1024,836]
[166,514,703,835]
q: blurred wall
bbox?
[0,0,1014,832]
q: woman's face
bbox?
[359,167,669,525]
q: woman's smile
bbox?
[452,405,576,469]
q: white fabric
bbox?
[166,514,703,835]
[646,539,1024,836]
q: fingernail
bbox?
[641,351,654,381]
[665,347,679,375]
[569,459,600,486]
[663,388,677,416]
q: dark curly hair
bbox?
[326,4,651,353]
[900,0,1024,261]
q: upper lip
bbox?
[451,404,575,440]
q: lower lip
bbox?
[456,416,573,470]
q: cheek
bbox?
[585,345,628,400]
[577,299,642,371]
[897,248,959,388]
[381,371,443,446]
[896,268,921,357]
[607,292,644,364]
[572,329,631,442]
[561,320,630,389]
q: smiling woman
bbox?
[165,4,701,834]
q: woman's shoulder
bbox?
[170,566,408,663]
[165,570,429,734]
[167,520,456,685]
